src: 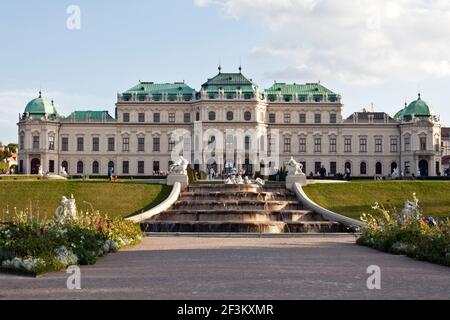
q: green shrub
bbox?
[358,194,450,267]
[0,205,143,275]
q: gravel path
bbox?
[0,236,448,300]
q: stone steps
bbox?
[152,209,318,222]
[171,200,304,211]
[141,183,352,234]
[141,221,346,234]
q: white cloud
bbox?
[196,0,450,85]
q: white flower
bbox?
[54,246,78,266]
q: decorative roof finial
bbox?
[39,90,42,98]
[51,99,54,106]
[218,64,222,74]
[239,65,242,73]
[418,92,421,100]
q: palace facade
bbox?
[17,69,445,177]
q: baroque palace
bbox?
[17,68,445,178]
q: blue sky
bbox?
[1,0,449,143]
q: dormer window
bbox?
[208,111,216,121]
[227,111,234,121]
[244,111,252,121]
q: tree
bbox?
[7,143,18,154]
[0,161,9,174]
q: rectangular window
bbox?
[405,161,410,174]
[49,160,55,173]
[299,138,306,153]
[138,161,145,174]
[123,113,130,123]
[153,137,160,152]
[138,137,145,152]
[314,138,322,153]
[138,113,145,123]
[92,137,99,152]
[153,113,160,123]
[390,138,398,153]
[20,135,24,150]
[330,162,337,175]
[315,162,321,174]
[330,114,337,124]
[375,138,383,153]
[314,114,321,124]
[122,137,130,152]
[77,137,84,152]
[169,113,176,123]
[420,137,427,151]
[108,137,115,152]
[329,138,337,153]
[33,136,40,150]
[168,139,175,152]
[344,138,352,153]
[153,161,160,174]
[245,136,251,151]
[404,136,411,152]
[359,138,367,153]
[48,136,55,151]
[299,113,306,124]
[184,113,191,123]
[62,137,68,152]
[284,113,291,124]
[122,161,129,174]
[284,137,291,153]
[19,160,24,173]
[269,113,276,123]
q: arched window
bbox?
[376,162,382,175]
[226,111,234,121]
[208,111,216,121]
[391,162,398,174]
[360,162,367,175]
[196,112,200,121]
[345,162,352,174]
[77,161,84,174]
[244,111,252,121]
[108,161,115,173]
[92,161,99,174]
[62,161,68,174]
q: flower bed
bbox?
[0,208,143,276]
[357,194,450,267]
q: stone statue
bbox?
[244,176,252,184]
[392,168,399,179]
[60,166,68,177]
[38,165,44,177]
[255,178,265,186]
[54,195,77,223]
[287,157,304,176]
[169,156,189,175]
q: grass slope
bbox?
[303,181,450,220]
[0,180,171,221]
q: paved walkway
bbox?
[0,236,448,300]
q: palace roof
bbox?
[201,71,258,93]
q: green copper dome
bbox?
[394,94,433,120]
[24,92,61,117]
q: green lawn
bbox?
[303,181,450,220]
[0,180,172,221]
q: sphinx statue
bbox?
[169,156,189,176]
[287,157,304,176]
